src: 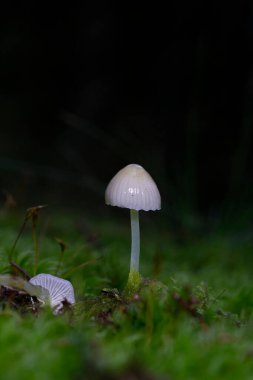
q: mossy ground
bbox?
[0,208,253,379]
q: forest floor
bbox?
[0,207,252,380]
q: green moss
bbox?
[124,270,142,297]
[0,211,253,379]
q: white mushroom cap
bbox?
[105,164,161,211]
[29,273,75,314]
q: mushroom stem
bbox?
[130,209,140,272]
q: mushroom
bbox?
[105,164,161,289]
[29,273,75,314]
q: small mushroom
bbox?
[105,164,161,289]
[29,273,75,314]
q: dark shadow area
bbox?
[0,2,252,226]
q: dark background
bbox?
[0,3,252,223]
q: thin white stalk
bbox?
[130,209,140,272]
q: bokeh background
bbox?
[1,2,252,225]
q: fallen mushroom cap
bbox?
[105,164,161,211]
[29,274,75,312]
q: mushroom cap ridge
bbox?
[29,273,75,308]
[105,164,161,211]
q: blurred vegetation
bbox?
[0,205,252,379]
